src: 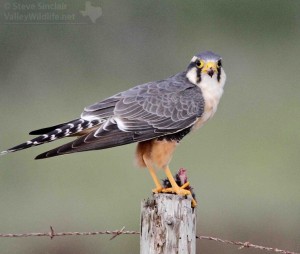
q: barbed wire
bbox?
[0,226,138,240]
[196,236,299,254]
[0,226,298,254]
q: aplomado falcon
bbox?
[1,51,226,206]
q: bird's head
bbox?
[186,51,225,86]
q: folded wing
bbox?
[36,74,204,159]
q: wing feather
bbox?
[36,72,205,159]
[82,72,204,136]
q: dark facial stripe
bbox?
[217,66,221,82]
[196,67,202,83]
[187,61,202,83]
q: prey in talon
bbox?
[162,168,197,207]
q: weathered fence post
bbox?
[140,194,196,254]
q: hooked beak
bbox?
[203,62,217,78]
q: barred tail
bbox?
[0,118,102,156]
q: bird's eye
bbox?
[196,59,204,68]
[217,60,222,67]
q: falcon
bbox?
[1,51,226,206]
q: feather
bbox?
[2,71,206,158]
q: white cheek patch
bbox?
[186,67,198,85]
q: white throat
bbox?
[199,69,226,102]
[187,67,227,129]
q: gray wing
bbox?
[82,74,204,132]
[36,73,205,159]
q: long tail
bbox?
[0,118,102,156]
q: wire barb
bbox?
[109,226,126,240]
[49,226,55,239]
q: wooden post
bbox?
[140,194,196,254]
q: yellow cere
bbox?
[203,61,217,72]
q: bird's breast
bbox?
[192,77,224,131]
[192,98,218,130]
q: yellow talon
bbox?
[162,166,197,207]
[152,187,163,194]
[161,187,173,193]
[180,181,190,189]
[162,187,197,207]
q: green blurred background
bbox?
[0,1,300,253]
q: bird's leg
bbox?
[162,166,191,196]
[143,156,163,193]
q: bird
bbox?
[1,51,226,205]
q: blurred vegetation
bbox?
[0,0,299,253]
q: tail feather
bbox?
[35,125,135,159]
[34,123,162,160]
[1,118,103,155]
[29,123,67,135]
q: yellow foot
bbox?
[162,166,197,207]
[162,181,190,194]
[161,182,197,208]
[152,186,163,194]
[180,182,190,189]
[162,186,191,196]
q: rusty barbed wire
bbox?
[0,226,299,254]
[0,226,139,240]
[196,236,299,254]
